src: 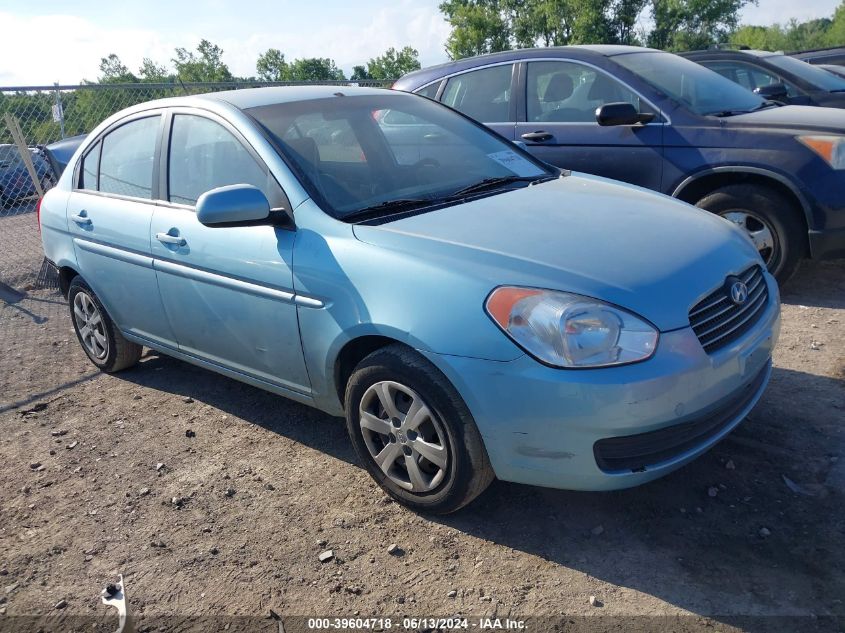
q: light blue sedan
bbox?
[39,86,780,513]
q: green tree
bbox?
[825,2,845,46]
[507,0,574,47]
[286,58,345,81]
[98,54,138,82]
[138,58,170,82]
[730,8,842,51]
[172,39,233,82]
[569,0,613,44]
[351,65,372,80]
[256,48,289,81]
[439,0,511,59]
[365,46,421,79]
[440,0,756,56]
[608,0,648,44]
[647,0,753,51]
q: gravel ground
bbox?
[0,259,843,633]
[0,206,44,291]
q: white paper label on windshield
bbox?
[486,150,539,177]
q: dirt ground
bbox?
[0,259,843,633]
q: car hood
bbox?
[352,174,761,332]
[726,104,845,132]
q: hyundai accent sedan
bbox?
[40,86,780,513]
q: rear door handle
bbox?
[71,212,91,225]
[521,131,553,142]
[156,232,186,247]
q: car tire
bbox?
[68,277,142,373]
[344,344,494,514]
[696,184,805,284]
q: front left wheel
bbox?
[344,344,494,514]
[68,277,142,373]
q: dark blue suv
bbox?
[393,45,845,283]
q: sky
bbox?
[0,0,841,87]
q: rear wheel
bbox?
[68,277,142,373]
[696,184,805,284]
[345,344,494,514]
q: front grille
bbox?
[689,265,769,354]
[593,362,769,473]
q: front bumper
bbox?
[809,227,845,260]
[422,274,781,491]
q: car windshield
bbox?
[248,93,553,219]
[614,51,766,116]
[764,54,845,92]
[822,64,845,78]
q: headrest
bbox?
[542,73,574,102]
[284,136,319,167]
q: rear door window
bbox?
[415,82,441,99]
[80,141,101,191]
[441,65,513,122]
[98,116,160,199]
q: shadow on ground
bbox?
[114,350,844,632]
[780,259,845,309]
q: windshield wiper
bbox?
[343,198,438,222]
[708,109,747,117]
[751,100,781,111]
[447,175,545,199]
[708,100,781,117]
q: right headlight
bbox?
[797,135,845,169]
[485,287,659,368]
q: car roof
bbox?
[397,45,661,84]
[93,85,408,133]
[683,49,782,60]
[195,85,392,109]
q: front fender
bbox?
[671,164,814,229]
[291,201,522,414]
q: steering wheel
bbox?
[412,157,440,170]
[317,171,355,205]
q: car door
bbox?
[150,110,310,394]
[513,60,665,191]
[65,112,178,348]
[438,63,517,140]
[699,60,811,105]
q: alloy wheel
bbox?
[73,291,108,360]
[721,210,777,266]
[358,381,449,493]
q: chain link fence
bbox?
[0,80,391,408]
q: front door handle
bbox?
[156,232,186,247]
[71,212,91,225]
[521,131,553,142]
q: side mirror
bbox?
[754,83,789,102]
[595,102,656,126]
[196,184,270,226]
